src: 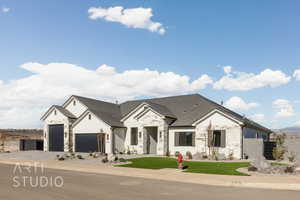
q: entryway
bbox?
[145,127,158,154]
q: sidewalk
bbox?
[1,158,300,191]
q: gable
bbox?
[64,97,87,118]
[43,107,68,122]
[194,110,242,128]
[73,111,111,134]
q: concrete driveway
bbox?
[1,163,299,200]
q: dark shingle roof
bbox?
[54,105,77,119]
[71,94,271,133]
[73,96,123,127]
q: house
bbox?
[41,94,272,159]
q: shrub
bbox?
[89,152,93,157]
[248,165,258,172]
[284,165,295,174]
[165,151,170,157]
[77,154,84,160]
[287,151,297,163]
[186,151,192,160]
[119,158,127,162]
[228,152,234,160]
[102,157,108,163]
[272,146,286,161]
[58,156,65,161]
[272,134,287,161]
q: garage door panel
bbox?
[75,134,98,153]
[49,124,64,152]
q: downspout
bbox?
[241,125,245,159]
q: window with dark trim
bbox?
[212,130,226,148]
[175,132,195,146]
[131,128,138,145]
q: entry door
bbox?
[146,127,158,154]
[48,124,64,152]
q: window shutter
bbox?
[175,133,179,146]
[192,132,195,146]
[221,130,226,148]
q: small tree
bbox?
[272,133,286,161]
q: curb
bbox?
[1,159,300,191]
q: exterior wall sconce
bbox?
[107,134,109,141]
[139,132,142,138]
[159,131,162,138]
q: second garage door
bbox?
[75,134,105,153]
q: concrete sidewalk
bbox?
[1,158,300,191]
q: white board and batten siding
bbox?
[64,98,87,118]
[72,112,113,154]
[43,108,71,152]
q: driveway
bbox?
[0,163,299,200]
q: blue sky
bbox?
[0,0,300,128]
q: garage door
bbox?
[49,124,64,152]
[75,134,105,153]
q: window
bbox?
[88,114,92,120]
[131,128,138,145]
[73,100,76,106]
[175,132,195,146]
[54,110,57,115]
[212,130,221,147]
[211,130,226,148]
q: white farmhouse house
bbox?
[41,94,272,159]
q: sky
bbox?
[0,0,300,129]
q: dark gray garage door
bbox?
[49,124,64,152]
[75,134,105,153]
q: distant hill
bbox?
[273,126,300,136]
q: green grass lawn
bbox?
[118,157,250,176]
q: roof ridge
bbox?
[121,93,199,105]
[73,95,118,106]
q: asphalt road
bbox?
[0,163,299,200]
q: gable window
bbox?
[73,100,76,106]
[131,128,138,145]
[54,110,57,115]
[211,130,226,148]
[175,132,195,146]
[88,114,92,120]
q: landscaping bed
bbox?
[118,157,250,176]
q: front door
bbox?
[146,127,158,154]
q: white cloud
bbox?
[273,99,295,118]
[224,96,259,111]
[1,7,10,13]
[294,121,300,127]
[293,70,300,81]
[223,66,232,74]
[214,67,291,91]
[0,62,212,128]
[88,6,165,34]
[249,114,265,123]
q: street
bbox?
[0,163,299,200]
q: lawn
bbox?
[118,157,250,176]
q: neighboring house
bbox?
[41,94,272,159]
